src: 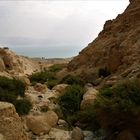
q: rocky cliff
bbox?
[68,0,140,84]
[0,48,41,76]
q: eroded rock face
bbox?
[0,48,40,75]
[0,102,28,140]
[68,1,140,83]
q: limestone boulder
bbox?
[72,127,84,140]
[52,84,68,93]
[26,111,58,135]
[26,115,51,135]
[44,111,58,127]
[0,102,28,140]
[49,128,72,140]
[51,84,68,99]
[80,88,98,109]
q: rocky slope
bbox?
[68,0,140,84]
[0,48,41,76]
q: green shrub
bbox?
[98,67,110,78]
[14,99,32,115]
[0,76,31,115]
[0,76,25,97]
[47,79,59,89]
[48,64,66,72]
[29,71,56,84]
[0,90,16,103]
[60,74,85,86]
[67,105,100,131]
[94,79,140,132]
[58,85,85,115]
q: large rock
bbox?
[26,115,51,135]
[51,84,69,99]
[80,88,98,109]
[72,127,84,140]
[26,111,58,135]
[0,102,28,140]
[52,84,68,93]
[49,128,72,140]
[44,111,58,127]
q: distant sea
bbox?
[9,46,80,58]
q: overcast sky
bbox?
[0,0,129,58]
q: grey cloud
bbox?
[0,1,129,58]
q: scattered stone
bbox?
[72,127,84,140]
[49,128,72,140]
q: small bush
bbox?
[98,67,110,78]
[29,71,56,84]
[67,105,100,131]
[94,79,140,133]
[60,74,85,86]
[0,76,31,115]
[0,76,25,97]
[58,85,85,115]
[14,99,32,115]
[47,79,59,89]
[48,64,66,72]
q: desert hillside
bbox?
[68,0,140,85]
[0,0,140,140]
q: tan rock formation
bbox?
[49,128,72,140]
[0,102,28,140]
[72,127,84,140]
[68,0,140,84]
[52,84,68,93]
[26,115,51,135]
[80,88,98,109]
[44,111,58,127]
[0,48,41,76]
[26,111,58,135]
